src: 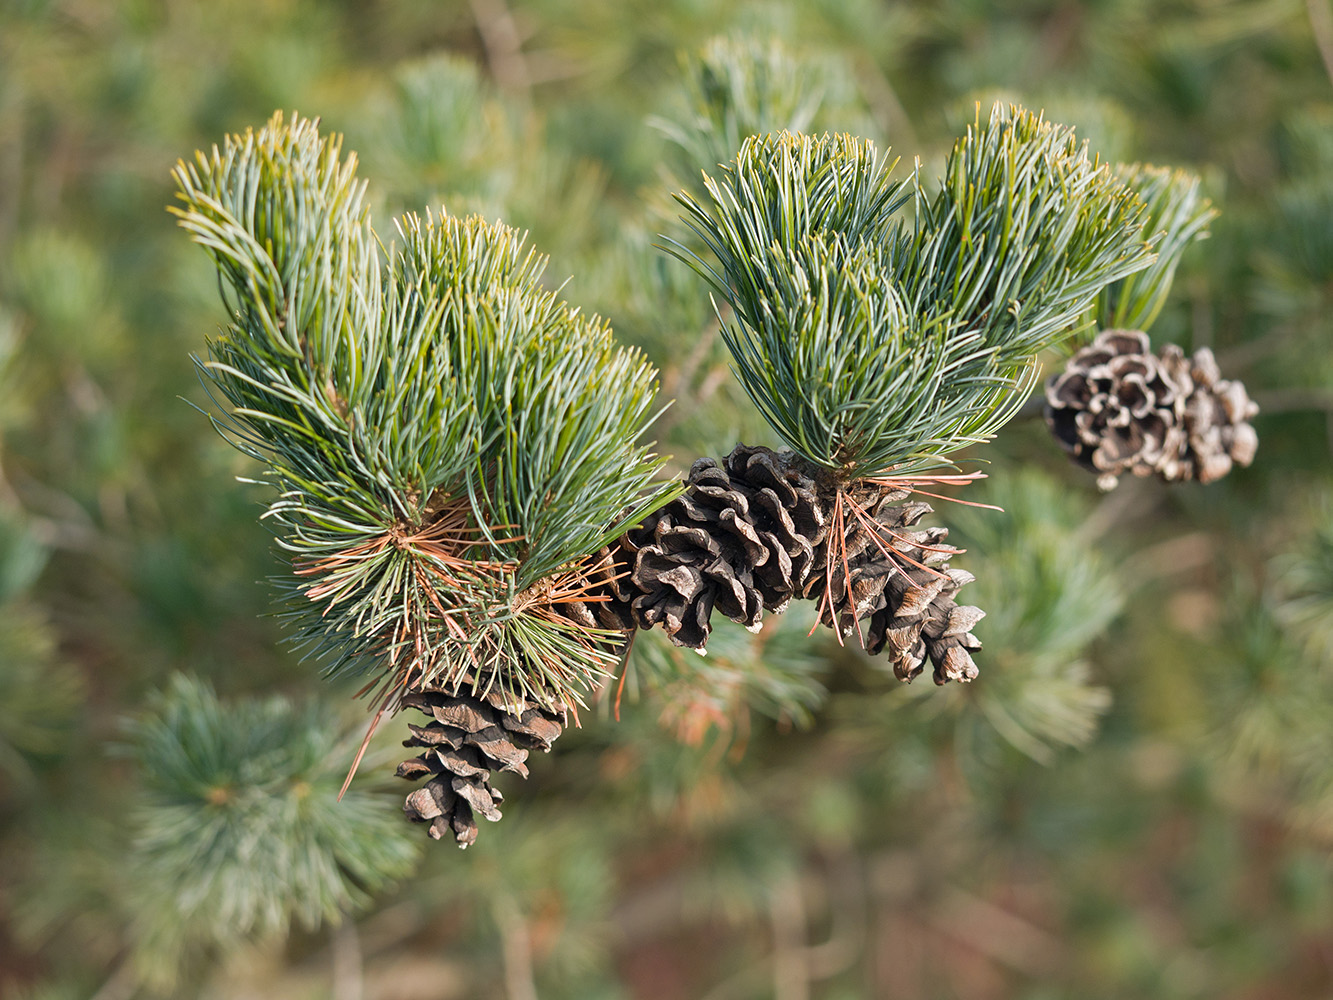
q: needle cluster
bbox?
[670,104,1158,478]
[172,113,676,710]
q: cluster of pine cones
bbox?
[1044,329,1259,491]
[401,333,1260,847]
[399,445,985,845]
[602,446,983,685]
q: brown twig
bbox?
[493,892,540,1000]
[469,0,531,94]
[331,918,365,1000]
[1308,0,1333,88]
[770,874,810,1000]
[1252,388,1333,413]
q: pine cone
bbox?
[1160,345,1259,484]
[396,686,565,847]
[803,491,984,684]
[1046,329,1259,489]
[1044,329,1188,490]
[619,445,827,647]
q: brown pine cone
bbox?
[396,686,565,847]
[1046,330,1259,489]
[804,491,983,684]
[618,445,827,648]
[1161,345,1259,484]
[1044,329,1188,490]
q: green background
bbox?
[1,0,1331,997]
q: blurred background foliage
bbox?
[0,0,1331,997]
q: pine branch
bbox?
[118,675,419,989]
[630,606,829,743]
[1093,163,1217,334]
[666,105,1157,478]
[649,34,866,194]
[173,113,678,712]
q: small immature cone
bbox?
[396,686,565,847]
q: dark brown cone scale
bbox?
[609,444,983,683]
[396,686,565,847]
[1045,329,1259,489]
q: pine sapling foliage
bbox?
[174,113,677,845]
[175,104,1220,848]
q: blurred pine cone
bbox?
[1161,345,1260,484]
[1044,329,1258,489]
[1044,329,1189,490]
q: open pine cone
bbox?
[803,490,983,684]
[617,446,825,647]
[607,445,983,684]
[1159,344,1260,483]
[1045,329,1258,489]
[1044,329,1189,490]
[396,686,566,847]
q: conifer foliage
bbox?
[119,676,417,988]
[7,2,1329,993]
[176,105,1189,844]
[173,114,677,844]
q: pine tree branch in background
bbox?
[1093,164,1216,336]
[650,34,866,196]
[173,113,679,845]
[117,676,418,991]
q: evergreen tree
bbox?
[0,3,1329,998]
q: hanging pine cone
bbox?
[396,686,566,847]
[1045,329,1259,489]
[803,490,984,684]
[618,445,827,647]
[1044,329,1189,490]
[600,444,983,684]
